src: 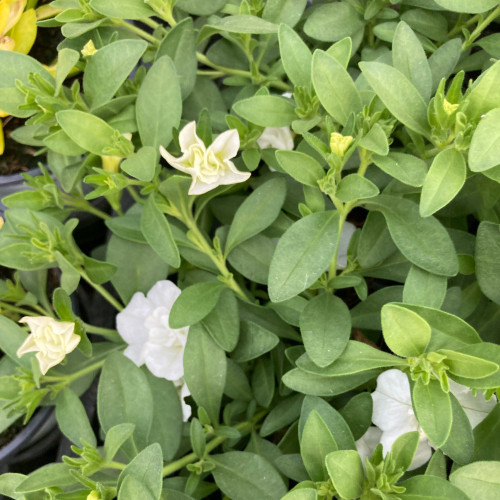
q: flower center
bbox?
[188,144,224,183]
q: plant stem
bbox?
[0,302,40,317]
[462,6,500,50]
[114,19,160,45]
[65,359,106,383]
[83,322,121,338]
[196,52,252,80]
[162,413,266,477]
[79,270,124,312]
[106,461,127,471]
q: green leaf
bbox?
[428,38,462,92]
[56,388,96,447]
[89,0,155,19]
[469,108,500,172]
[301,411,338,481]
[396,303,481,351]
[233,95,296,127]
[141,194,180,267]
[251,357,274,407]
[420,148,466,217]
[211,451,287,500]
[296,340,406,377]
[412,378,452,448]
[282,488,317,500]
[392,21,432,102]
[364,195,458,277]
[268,211,339,302]
[434,0,500,14]
[231,321,279,362]
[440,349,498,379]
[325,450,364,499]
[381,303,430,356]
[304,3,364,42]
[118,443,163,500]
[0,316,32,368]
[260,394,304,437]
[476,221,500,304]
[204,14,279,35]
[336,174,379,202]
[118,475,156,500]
[263,0,308,28]
[202,289,240,351]
[312,50,362,126]
[467,60,500,119]
[156,17,197,99]
[279,24,312,88]
[121,146,157,182]
[56,110,130,156]
[358,123,389,156]
[14,464,75,492]
[390,431,420,472]
[276,150,324,187]
[472,404,500,461]
[359,61,431,138]
[426,449,447,479]
[225,177,286,255]
[372,152,428,187]
[136,56,182,154]
[0,50,53,88]
[326,37,353,68]
[183,323,226,424]
[300,294,351,368]
[144,371,183,461]
[97,352,153,456]
[450,461,500,499]
[55,48,80,96]
[104,423,135,463]
[84,39,147,109]
[0,473,25,500]
[340,393,373,440]
[399,474,470,500]
[403,265,447,309]
[176,0,225,15]
[169,282,224,328]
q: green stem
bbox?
[162,413,265,477]
[126,186,144,205]
[328,208,348,280]
[83,322,121,339]
[462,6,500,50]
[114,19,160,45]
[448,12,477,38]
[0,302,40,317]
[106,461,127,471]
[196,52,252,79]
[79,270,124,312]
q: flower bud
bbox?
[442,98,458,115]
[81,40,97,57]
[330,132,353,157]
[17,316,80,375]
[87,491,101,500]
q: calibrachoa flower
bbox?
[371,369,496,470]
[17,316,80,375]
[160,121,250,195]
[257,126,294,151]
[116,280,191,420]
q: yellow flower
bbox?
[330,132,353,157]
[17,316,80,375]
[0,1,37,55]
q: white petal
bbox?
[178,121,203,152]
[146,280,182,310]
[210,129,240,159]
[17,335,37,357]
[356,426,382,465]
[124,344,145,367]
[143,342,184,381]
[217,168,251,187]
[449,379,497,428]
[159,146,196,175]
[188,178,220,195]
[116,292,152,344]
[337,221,356,270]
[257,127,294,150]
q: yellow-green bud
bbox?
[443,98,458,116]
[87,491,101,500]
[330,132,353,157]
[101,155,122,174]
[81,40,98,57]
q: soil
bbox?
[0,417,23,449]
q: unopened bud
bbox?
[330,132,353,157]
[81,40,97,57]
[87,491,101,500]
[442,99,458,116]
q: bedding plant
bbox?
[0,0,500,498]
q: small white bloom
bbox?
[160,121,250,195]
[356,426,382,467]
[17,316,80,375]
[371,369,497,470]
[337,221,356,270]
[257,126,294,151]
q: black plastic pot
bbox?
[0,167,42,217]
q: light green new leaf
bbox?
[55,48,79,96]
[276,150,324,187]
[413,378,452,448]
[428,38,462,92]
[89,0,155,19]
[392,21,432,102]
[225,177,286,255]
[326,38,352,68]
[326,450,364,499]
[434,0,500,14]
[420,148,466,217]
[211,451,287,500]
[121,146,157,182]
[183,323,226,424]
[312,50,362,126]
[136,56,182,155]
[268,211,339,302]
[390,431,420,473]
[400,475,470,500]
[359,123,389,155]
[300,294,351,368]
[475,221,500,304]
[450,461,500,499]
[336,174,379,202]
[169,282,224,328]
[301,411,338,481]
[233,95,296,127]
[364,196,458,277]
[84,39,147,109]
[176,0,226,15]
[141,194,180,267]
[467,60,500,119]
[279,24,312,88]
[359,61,431,138]
[439,349,499,379]
[56,110,130,156]
[469,108,500,172]
[381,303,431,357]
[263,0,308,28]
